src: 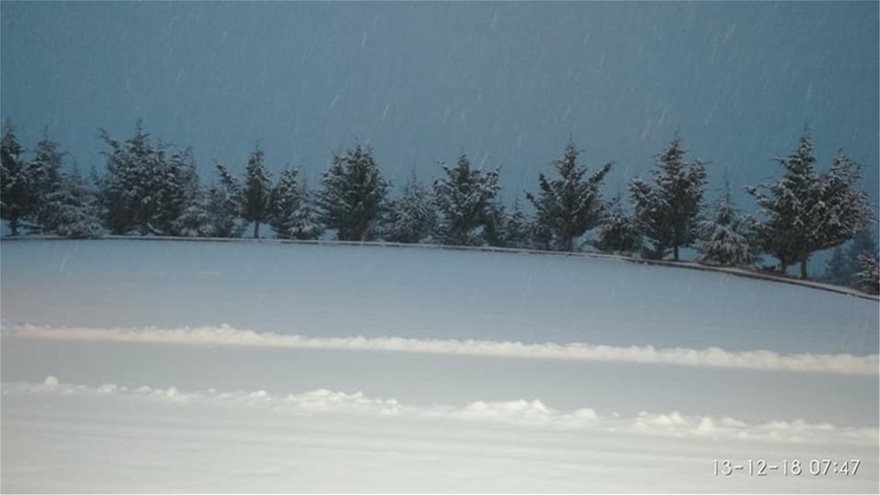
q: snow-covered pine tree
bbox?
[847,229,878,270]
[95,130,127,234]
[856,250,879,295]
[696,183,754,267]
[125,124,167,235]
[529,216,554,251]
[503,198,530,249]
[822,230,877,288]
[384,173,435,244]
[48,166,103,239]
[1,120,42,236]
[205,163,244,238]
[630,135,706,261]
[596,194,641,255]
[483,201,508,247]
[87,164,107,226]
[268,167,303,239]
[319,143,388,241]
[480,199,532,249]
[433,154,500,246]
[748,134,874,279]
[241,145,272,238]
[171,187,212,238]
[526,139,612,252]
[286,179,323,240]
[98,124,210,237]
[844,228,878,287]
[810,151,874,255]
[31,128,66,232]
[98,122,168,235]
[154,148,200,236]
[747,132,819,276]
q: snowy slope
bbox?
[2,239,876,353]
[1,239,878,493]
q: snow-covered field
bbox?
[1,239,878,493]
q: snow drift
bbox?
[5,376,877,444]
[11,324,878,375]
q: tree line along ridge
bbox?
[1,119,877,294]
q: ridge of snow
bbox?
[9,324,878,375]
[4,376,876,445]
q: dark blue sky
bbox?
[2,2,877,207]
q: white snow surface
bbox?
[2,239,877,353]
[1,239,878,492]
[2,376,877,493]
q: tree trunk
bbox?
[253,221,260,239]
[9,214,19,236]
[800,259,808,280]
[673,245,679,261]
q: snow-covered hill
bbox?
[1,239,878,492]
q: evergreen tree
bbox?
[1,120,41,235]
[630,135,707,261]
[696,184,754,267]
[847,229,878,273]
[529,216,554,251]
[480,199,531,249]
[526,139,612,252]
[319,143,388,241]
[97,124,201,237]
[286,179,323,240]
[856,251,880,295]
[748,132,819,276]
[503,199,530,249]
[748,133,873,278]
[483,201,508,247]
[205,164,244,238]
[98,122,168,235]
[154,148,200,236]
[268,167,303,239]
[171,188,212,238]
[241,145,272,238]
[596,194,641,255]
[433,154,500,246]
[825,229,880,288]
[48,166,102,239]
[31,128,66,232]
[823,247,851,287]
[384,173,435,244]
[811,151,874,256]
[86,164,107,228]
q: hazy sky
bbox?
[2,2,877,207]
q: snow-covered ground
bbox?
[1,239,878,492]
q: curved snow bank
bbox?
[9,324,879,375]
[143,237,872,302]
[3,376,876,445]
[5,235,876,300]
